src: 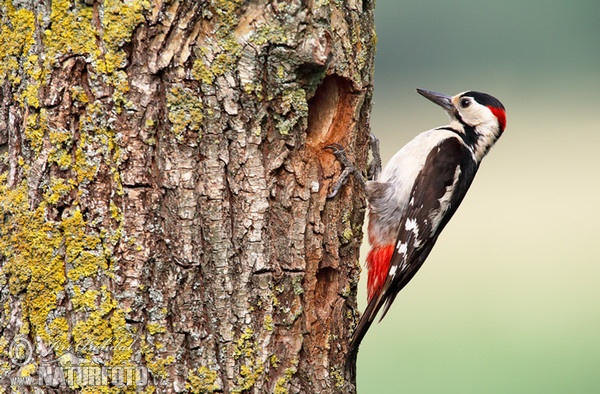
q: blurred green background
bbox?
[357,0,600,392]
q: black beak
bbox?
[416,89,454,113]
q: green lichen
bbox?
[209,0,242,75]
[249,24,288,47]
[186,366,220,393]
[292,275,304,295]
[341,282,352,298]
[340,210,354,243]
[167,86,204,140]
[275,88,308,135]
[144,118,155,129]
[190,0,242,86]
[342,227,354,242]
[242,83,264,100]
[192,58,214,85]
[281,88,308,115]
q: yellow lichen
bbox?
[72,314,112,354]
[47,317,70,356]
[331,366,345,388]
[231,327,265,393]
[0,179,65,341]
[72,286,99,311]
[0,0,147,377]
[19,362,36,377]
[273,359,298,394]
[61,210,107,281]
[44,178,73,205]
[100,0,148,63]
[186,366,219,393]
[233,362,265,393]
[0,2,35,83]
[108,308,135,366]
[0,337,7,354]
[263,315,274,331]
[147,322,166,335]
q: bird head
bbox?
[416,88,506,161]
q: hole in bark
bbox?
[314,266,337,313]
[306,75,355,148]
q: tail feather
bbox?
[346,244,395,363]
[346,285,388,360]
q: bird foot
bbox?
[324,143,366,199]
[324,134,382,199]
[368,133,382,181]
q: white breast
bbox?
[366,129,459,245]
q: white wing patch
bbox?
[405,218,419,236]
[389,265,398,277]
[429,165,462,230]
[396,240,408,255]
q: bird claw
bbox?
[368,133,382,181]
[324,143,366,199]
[323,143,345,156]
[324,133,381,198]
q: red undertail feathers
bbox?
[365,244,394,301]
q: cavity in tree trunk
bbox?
[0,0,375,392]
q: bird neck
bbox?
[448,119,501,163]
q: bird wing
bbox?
[348,136,478,355]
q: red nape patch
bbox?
[489,106,506,131]
[366,245,395,301]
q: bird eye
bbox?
[460,98,471,108]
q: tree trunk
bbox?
[0,0,375,392]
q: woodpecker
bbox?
[326,89,506,359]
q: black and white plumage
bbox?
[344,89,507,359]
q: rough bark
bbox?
[0,0,375,392]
